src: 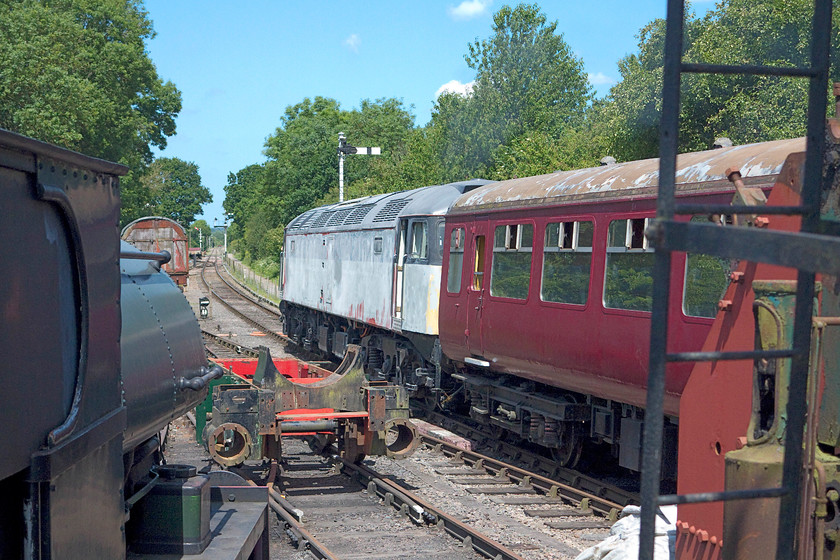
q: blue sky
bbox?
[144,0,715,225]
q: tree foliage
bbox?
[225,96,420,264]
[0,0,181,169]
[222,0,836,272]
[599,0,840,161]
[131,157,211,227]
[429,3,594,180]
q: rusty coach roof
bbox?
[451,137,805,213]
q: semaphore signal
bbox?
[337,132,381,202]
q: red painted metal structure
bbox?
[674,151,807,560]
[121,216,190,287]
[210,357,364,434]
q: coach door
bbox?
[392,220,407,330]
[465,222,487,361]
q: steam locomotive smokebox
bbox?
[128,464,211,554]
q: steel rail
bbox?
[218,258,283,311]
[267,494,338,560]
[201,329,260,358]
[421,409,638,512]
[182,412,337,560]
[341,458,527,560]
[213,258,283,316]
[199,257,292,348]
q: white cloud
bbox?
[344,34,361,53]
[436,80,475,98]
[447,0,491,21]
[588,72,616,86]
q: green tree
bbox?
[597,0,840,161]
[224,163,266,227]
[0,0,181,169]
[263,96,343,229]
[491,127,605,179]
[429,3,592,179]
[466,3,591,139]
[136,157,211,227]
[189,219,211,251]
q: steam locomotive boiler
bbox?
[0,129,267,559]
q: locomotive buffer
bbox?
[338,132,380,202]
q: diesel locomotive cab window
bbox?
[604,218,654,312]
[410,221,428,259]
[542,221,592,305]
[683,217,732,318]
[490,223,533,300]
[447,228,465,293]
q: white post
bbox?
[338,132,346,203]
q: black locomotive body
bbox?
[0,129,267,559]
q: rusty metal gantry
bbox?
[641,1,835,559]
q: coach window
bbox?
[429,219,446,266]
[409,220,428,260]
[542,221,592,305]
[373,236,383,254]
[683,217,731,317]
[490,223,533,300]
[604,218,654,311]
[447,227,465,293]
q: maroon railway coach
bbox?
[438,137,804,472]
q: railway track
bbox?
[193,256,640,557]
[233,438,517,560]
[199,255,290,349]
[202,329,260,359]
[417,410,641,510]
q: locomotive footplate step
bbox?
[466,486,536,495]
[449,477,514,485]
[490,496,565,505]
[524,508,594,518]
[545,520,613,530]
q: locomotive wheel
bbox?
[489,423,508,442]
[420,391,438,411]
[550,422,583,468]
[307,434,335,454]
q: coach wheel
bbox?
[550,421,583,468]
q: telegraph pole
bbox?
[337,132,381,202]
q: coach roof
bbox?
[450,137,805,214]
